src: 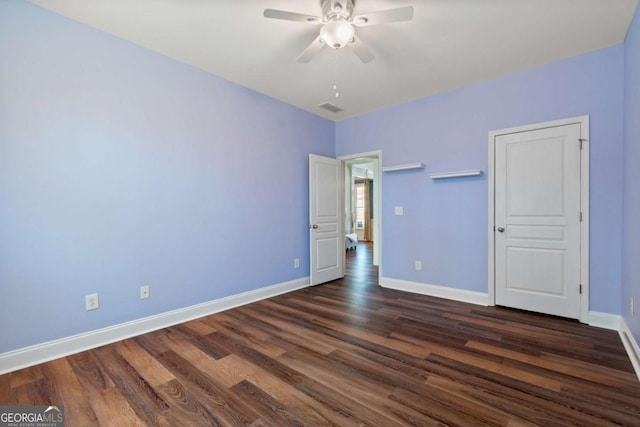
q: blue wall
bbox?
[336,46,625,314]
[623,4,640,344]
[0,1,334,353]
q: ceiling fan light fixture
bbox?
[354,17,368,25]
[320,20,355,49]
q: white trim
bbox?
[488,129,496,306]
[430,169,483,179]
[380,276,489,306]
[382,163,425,173]
[0,277,309,375]
[338,150,381,160]
[487,115,590,323]
[620,319,640,381]
[587,311,621,330]
[579,118,590,324]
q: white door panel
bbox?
[316,238,339,269]
[309,155,343,286]
[505,138,565,216]
[494,123,582,319]
[506,247,565,294]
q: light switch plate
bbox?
[394,206,404,216]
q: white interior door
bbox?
[309,154,344,286]
[494,123,582,319]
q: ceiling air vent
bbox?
[318,102,344,113]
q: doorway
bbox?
[488,116,589,322]
[341,151,381,270]
[309,151,382,287]
[352,167,373,242]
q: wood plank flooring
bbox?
[2,242,640,426]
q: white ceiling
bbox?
[27,0,638,121]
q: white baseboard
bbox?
[380,276,489,306]
[587,311,622,330]
[0,277,309,375]
[620,318,640,382]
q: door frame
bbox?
[487,116,590,322]
[338,150,383,280]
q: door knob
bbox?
[497,226,505,232]
[310,224,319,229]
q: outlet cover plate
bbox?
[85,293,99,311]
[140,285,150,299]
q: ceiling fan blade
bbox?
[264,9,323,24]
[352,6,414,27]
[297,35,325,63]
[349,36,375,64]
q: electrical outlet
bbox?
[415,260,422,271]
[140,285,150,299]
[294,258,300,268]
[85,293,99,311]
[395,206,404,216]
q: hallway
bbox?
[344,241,377,287]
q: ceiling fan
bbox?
[264,0,414,64]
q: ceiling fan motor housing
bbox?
[264,0,413,63]
[322,0,355,21]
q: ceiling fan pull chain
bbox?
[333,50,340,98]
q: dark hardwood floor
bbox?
[2,242,640,426]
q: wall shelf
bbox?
[430,169,483,179]
[382,163,425,173]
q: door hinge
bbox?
[579,138,587,150]
[579,284,582,294]
[579,211,583,222]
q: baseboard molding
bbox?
[620,319,640,382]
[588,311,622,330]
[0,277,309,375]
[380,276,489,306]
